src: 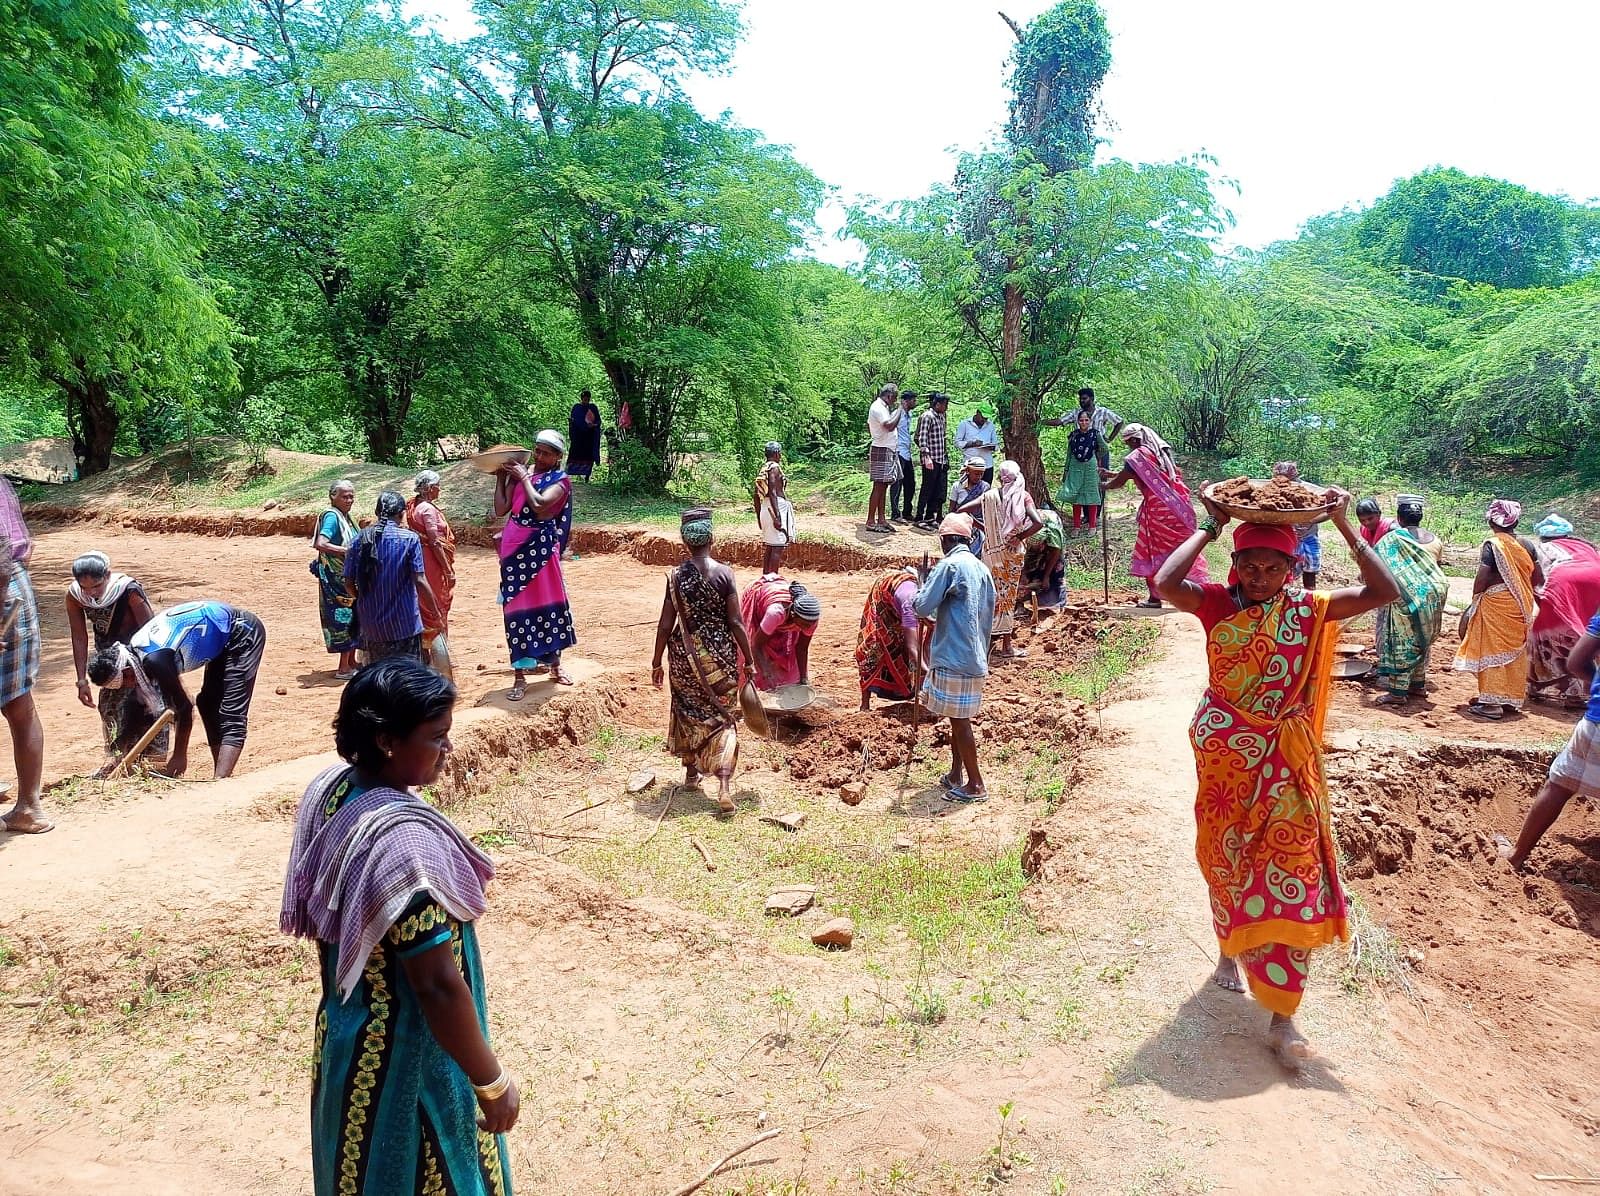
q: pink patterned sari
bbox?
[1126,445,1207,581]
[499,469,576,668]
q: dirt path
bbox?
[1024,612,1596,1193]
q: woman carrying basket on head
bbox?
[1155,487,1398,1069]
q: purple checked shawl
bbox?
[280,765,494,1000]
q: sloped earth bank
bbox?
[1328,742,1599,1138]
[2,523,1596,1192]
[26,503,922,574]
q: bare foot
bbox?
[717,793,736,814]
[1211,955,1246,993]
[3,806,54,835]
[1493,833,1525,871]
[1268,1015,1313,1070]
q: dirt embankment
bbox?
[1328,740,1599,1136]
[25,505,914,574]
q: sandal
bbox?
[942,786,989,804]
[1464,703,1503,721]
[1372,693,1410,707]
[507,683,526,702]
[1134,598,1162,609]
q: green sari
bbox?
[1374,527,1448,695]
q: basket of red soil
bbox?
[1204,476,1338,526]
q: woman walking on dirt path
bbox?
[754,441,795,575]
[311,479,360,678]
[1155,489,1398,1069]
[741,574,821,691]
[0,479,49,834]
[981,460,1043,660]
[1372,495,1449,707]
[281,658,518,1195]
[407,471,457,679]
[856,564,923,711]
[1526,513,1600,708]
[1455,499,1543,721]
[651,509,756,813]
[1101,423,1206,608]
[66,551,166,763]
[494,431,577,698]
[344,491,440,667]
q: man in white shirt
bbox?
[865,383,903,533]
[955,406,999,483]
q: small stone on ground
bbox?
[764,884,817,916]
[811,917,854,949]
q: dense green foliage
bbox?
[0,0,1594,496]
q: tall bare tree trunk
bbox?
[64,370,119,476]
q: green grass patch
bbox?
[567,804,1030,964]
[1055,621,1162,705]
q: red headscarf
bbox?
[1229,522,1303,586]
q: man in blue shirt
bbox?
[913,512,995,803]
[890,390,918,523]
[1502,609,1600,869]
[90,600,267,779]
[343,490,438,663]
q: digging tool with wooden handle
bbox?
[108,708,175,780]
[1099,479,1111,604]
[902,552,932,785]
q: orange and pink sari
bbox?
[1190,584,1345,1016]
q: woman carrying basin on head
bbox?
[1155,488,1398,1070]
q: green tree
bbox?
[856,3,1222,494]
[857,155,1224,494]
[0,0,233,473]
[153,0,570,462]
[432,0,823,483]
[1356,167,1583,291]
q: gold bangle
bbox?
[473,1070,510,1101]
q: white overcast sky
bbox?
[414,0,1600,261]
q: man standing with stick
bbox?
[914,514,994,804]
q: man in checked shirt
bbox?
[913,393,952,529]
